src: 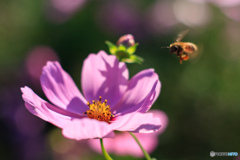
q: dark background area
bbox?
[0,0,240,160]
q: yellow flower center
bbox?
[84,96,114,123]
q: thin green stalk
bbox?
[100,139,113,160]
[129,132,152,160]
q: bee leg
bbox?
[179,58,183,64]
[179,54,189,64]
[181,54,189,61]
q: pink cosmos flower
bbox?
[21,51,161,140]
[88,110,168,157]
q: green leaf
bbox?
[105,41,118,55]
[122,55,144,64]
[130,55,144,64]
[116,51,130,59]
[126,43,139,54]
[118,44,126,51]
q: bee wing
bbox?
[188,44,203,62]
[176,29,190,42]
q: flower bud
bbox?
[105,34,143,64]
[116,34,135,48]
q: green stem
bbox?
[100,139,113,160]
[129,132,152,160]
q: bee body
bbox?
[164,30,198,64]
[169,42,198,63]
[181,42,197,54]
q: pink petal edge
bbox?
[40,61,88,115]
[110,112,161,133]
[62,118,115,140]
[112,68,161,115]
[21,86,80,128]
[148,109,169,134]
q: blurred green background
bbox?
[0,0,240,160]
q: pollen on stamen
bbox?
[84,96,114,123]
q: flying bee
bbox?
[162,30,198,64]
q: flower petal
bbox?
[89,110,168,157]
[81,51,128,107]
[21,86,82,128]
[62,118,115,140]
[148,110,169,134]
[88,131,158,158]
[112,69,161,115]
[40,61,88,115]
[110,112,161,133]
